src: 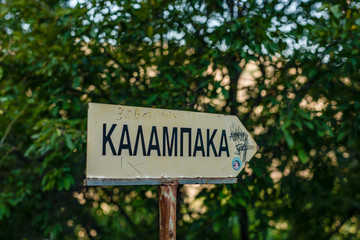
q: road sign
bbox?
[85,103,257,185]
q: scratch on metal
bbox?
[127,161,143,176]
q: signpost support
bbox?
[159,181,178,240]
[86,103,258,239]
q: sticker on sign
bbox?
[85,103,257,185]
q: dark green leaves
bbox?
[1,0,360,239]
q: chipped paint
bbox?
[159,182,178,240]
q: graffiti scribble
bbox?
[229,123,254,162]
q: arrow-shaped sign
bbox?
[85,103,257,185]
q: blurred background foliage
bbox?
[1,0,360,239]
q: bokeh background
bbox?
[1,0,359,239]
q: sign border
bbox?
[84,177,237,186]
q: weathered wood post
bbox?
[159,181,178,240]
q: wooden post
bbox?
[159,181,178,240]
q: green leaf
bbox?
[317,128,326,137]
[221,87,229,99]
[213,220,221,233]
[281,120,292,130]
[356,18,360,26]
[330,5,342,19]
[303,121,314,130]
[61,174,74,191]
[298,149,309,164]
[64,134,75,150]
[73,76,81,89]
[237,198,247,207]
[283,130,294,149]
[294,119,302,130]
[337,131,348,141]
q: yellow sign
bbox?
[86,103,257,185]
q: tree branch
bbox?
[0,103,28,148]
[324,207,359,240]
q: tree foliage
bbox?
[1,0,360,239]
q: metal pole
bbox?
[159,181,178,240]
